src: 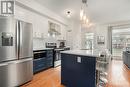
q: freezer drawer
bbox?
[0,58,33,87]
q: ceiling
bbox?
[34,0,130,24]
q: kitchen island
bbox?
[61,50,100,87]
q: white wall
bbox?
[94,24,108,50]
[68,21,82,49]
[80,24,110,50]
[14,0,69,50]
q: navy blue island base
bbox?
[61,52,97,87]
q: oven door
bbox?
[54,49,64,67]
[33,51,46,59]
[54,50,62,61]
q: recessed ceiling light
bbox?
[66,11,71,18]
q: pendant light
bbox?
[80,0,93,28]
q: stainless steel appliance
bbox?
[0,17,33,87]
[46,43,61,67]
[59,41,65,48]
[46,43,70,67]
[46,43,57,48]
[54,48,64,67]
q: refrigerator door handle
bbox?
[0,63,8,67]
[19,21,23,57]
[16,21,19,58]
[14,58,32,64]
[6,58,32,65]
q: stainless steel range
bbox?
[46,43,70,67]
[0,16,33,87]
[54,48,64,67]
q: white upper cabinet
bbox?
[48,21,61,35]
[55,24,61,34]
[34,15,48,38]
[56,25,67,40]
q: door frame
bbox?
[108,24,130,59]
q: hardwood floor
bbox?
[21,67,64,87]
[21,60,130,87]
[106,60,130,87]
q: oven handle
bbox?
[34,51,46,54]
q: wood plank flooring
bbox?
[21,60,130,87]
[106,60,130,87]
[21,67,64,87]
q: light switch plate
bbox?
[77,57,81,63]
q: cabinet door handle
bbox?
[77,57,81,63]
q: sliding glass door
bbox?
[112,28,130,59]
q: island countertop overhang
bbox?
[61,50,100,57]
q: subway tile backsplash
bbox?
[33,37,57,50]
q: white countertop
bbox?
[33,48,54,51]
[61,50,100,57]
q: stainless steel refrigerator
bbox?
[0,16,33,87]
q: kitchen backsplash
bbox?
[33,37,58,50]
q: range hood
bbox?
[48,21,61,35]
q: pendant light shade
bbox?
[80,9,84,20]
[80,0,93,28]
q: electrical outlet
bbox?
[77,57,81,63]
